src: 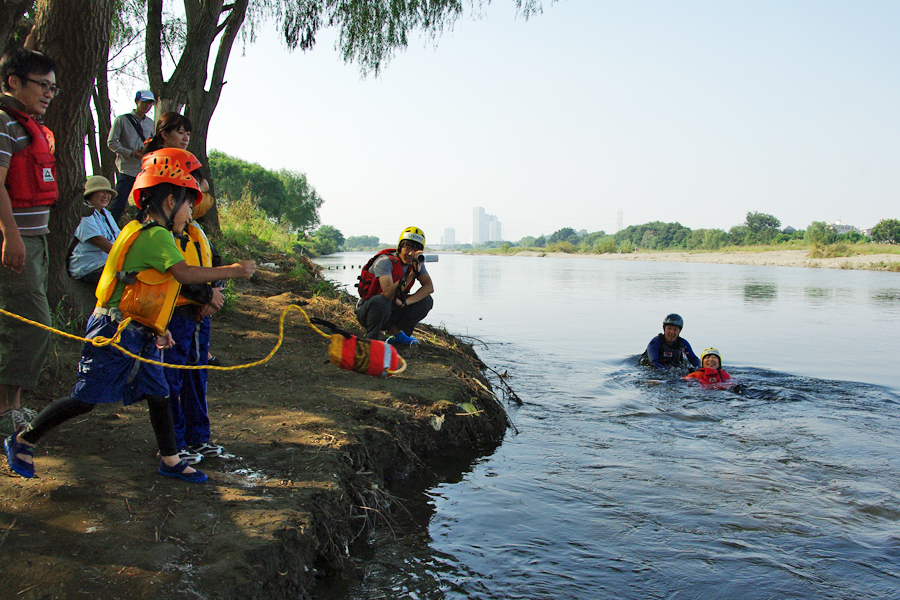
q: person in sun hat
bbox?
[355,226,434,344]
[67,175,120,284]
[4,148,256,483]
[107,89,155,222]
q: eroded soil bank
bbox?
[0,264,509,600]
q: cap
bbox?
[135,89,156,102]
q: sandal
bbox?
[177,447,204,464]
[158,459,207,483]
[189,442,230,458]
[4,429,35,479]
[156,448,203,465]
[17,406,38,421]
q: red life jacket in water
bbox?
[1,105,58,208]
[684,368,732,387]
[356,249,415,302]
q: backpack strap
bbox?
[124,113,147,144]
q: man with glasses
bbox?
[0,47,59,436]
[107,89,155,222]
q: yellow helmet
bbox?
[398,226,426,248]
[700,348,722,366]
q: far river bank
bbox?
[484,248,900,271]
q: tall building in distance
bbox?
[441,227,456,246]
[473,206,502,244]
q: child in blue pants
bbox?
[4,148,255,483]
[163,187,230,462]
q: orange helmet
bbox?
[132,148,203,208]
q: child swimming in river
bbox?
[683,348,733,389]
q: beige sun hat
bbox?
[83,175,117,201]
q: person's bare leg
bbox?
[0,385,22,413]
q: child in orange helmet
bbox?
[5,149,255,483]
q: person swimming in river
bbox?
[683,348,733,389]
[639,313,701,370]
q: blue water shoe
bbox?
[388,331,418,346]
[4,429,35,478]
[158,459,207,483]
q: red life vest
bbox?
[356,249,415,301]
[1,105,58,208]
[684,368,732,387]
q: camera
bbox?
[416,254,438,263]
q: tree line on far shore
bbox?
[339,212,900,255]
[477,213,900,254]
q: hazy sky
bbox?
[111,1,899,245]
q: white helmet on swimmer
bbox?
[399,226,426,249]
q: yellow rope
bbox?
[0,304,407,375]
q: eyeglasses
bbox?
[22,76,61,97]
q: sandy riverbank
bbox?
[510,249,900,270]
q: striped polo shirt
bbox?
[0,94,51,236]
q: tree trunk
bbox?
[187,0,249,235]
[92,45,116,182]
[145,0,249,236]
[86,105,100,174]
[0,0,33,55]
[33,0,114,309]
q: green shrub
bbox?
[218,191,297,255]
[594,237,617,254]
[546,241,575,253]
[808,242,853,258]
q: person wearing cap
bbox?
[4,148,256,483]
[355,226,434,344]
[0,48,59,437]
[683,348,732,388]
[107,89,156,223]
[67,175,121,284]
[640,313,701,370]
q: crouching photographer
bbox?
[355,227,434,344]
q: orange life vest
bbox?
[95,220,182,335]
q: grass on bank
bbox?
[213,192,345,301]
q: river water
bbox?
[314,252,900,600]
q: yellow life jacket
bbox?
[174,222,213,307]
[95,220,182,335]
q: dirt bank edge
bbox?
[0,289,510,600]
